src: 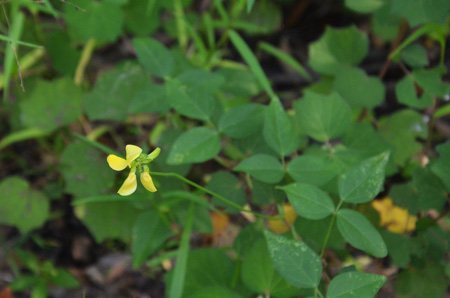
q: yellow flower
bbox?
[107,145,160,196]
[268,204,298,234]
[371,197,417,234]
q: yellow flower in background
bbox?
[268,204,298,234]
[107,145,160,196]
[371,197,417,234]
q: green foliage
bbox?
[2,1,450,297]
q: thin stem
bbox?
[314,287,325,298]
[149,171,284,220]
[319,200,343,259]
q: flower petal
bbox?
[107,155,128,171]
[125,145,142,166]
[118,172,138,196]
[140,172,157,192]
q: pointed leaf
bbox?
[287,154,341,186]
[337,209,387,258]
[327,271,386,298]
[132,37,174,78]
[234,154,284,183]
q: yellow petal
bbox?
[140,172,157,192]
[268,204,298,234]
[107,155,128,171]
[118,172,137,196]
[125,145,142,166]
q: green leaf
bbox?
[391,0,450,26]
[124,0,160,36]
[167,248,236,297]
[60,142,115,197]
[132,37,174,78]
[166,78,216,121]
[344,0,383,13]
[327,271,386,298]
[45,30,80,75]
[379,110,426,166]
[84,62,149,121]
[264,98,298,156]
[0,177,49,234]
[47,269,80,288]
[129,84,171,114]
[132,209,171,268]
[431,141,450,192]
[176,69,225,92]
[287,155,340,187]
[308,26,368,75]
[333,67,385,109]
[65,0,124,42]
[381,231,420,268]
[219,104,264,139]
[337,209,387,258]
[206,171,246,213]
[216,67,262,97]
[394,262,447,298]
[281,183,335,220]
[20,78,82,132]
[413,68,450,98]
[396,75,433,109]
[74,200,141,243]
[234,154,284,184]
[252,180,285,205]
[167,127,221,165]
[0,128,48,151]
[294,91,351,142]
[264,231,322,288]
[401,44,429,68]
[339,152,389,203]
[190,287,243,298]
[241,238,301,297]
[372,1,401,41]
[294,216,345,252]
[235,0,281,35]
[412,167,447,211]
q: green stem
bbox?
[149,171,283,220]
[319,200,343,259]
[314,287,325,298]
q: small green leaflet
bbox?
[327,271,386,298]
[234,154,284,184]
[133,37,174,78]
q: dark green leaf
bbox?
[129,84,171,114]
[167,127,221,165]
[207,171,246,213]
[264,98,298,156]
[234,154,284,184]
[264,231,322,288]
[327,271,386,298]
[295,91,351,142]
[308,26,368,75]
[344,0,383,13]
[287,154,341,186]
[401,44,429,68]
[132,37,174,78]
[431,141,450,192]
[412,167,447,211]
[391,0,450,26]
[337,209,387,258]
[20,78,82,132]
[333,67,385,109]
[219,104,264,139]
[281,183,335,220]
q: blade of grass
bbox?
[74,133,120,156]
[3,4,25,101]
[173,0,187,51]
[228,30,278,100]
[0,128,48,151]
[246,0,255,12]
[259,41,312,82]
[0,34,43,48]
[168,202,194,298]
[435,103,450,118]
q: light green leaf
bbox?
[333,67,385,109]
[234,154,284,184]
[74,200,141,243]
[396,75,433,109]
[339,152,389,203]
[264,231,322,288]
[295,91,351,142]
[264,98,297,156]
[327,271,386,298]
[167,127,221,165]
[216,67,262,97]
[219,104,264,139]
[60,142,115,197]
[308,26,368,75]
[345,0,383,13]
[0,177,49,234]
[84,62,149,121]
[132,37,174,78]
[0,128,48,151]
[281,183,335,220]
[65,0,124,42]
[20,78,82,132]
[132,209,172,268]
[401,44,429,68]
[337,209,387,258]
